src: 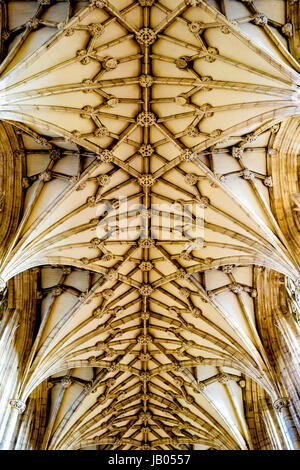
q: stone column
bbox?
[259,398,286,450]
[273,398,300,450]
[0,399,26,449]
[0,270,38,448]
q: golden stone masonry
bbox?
[0,0,299,451]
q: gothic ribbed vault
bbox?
[0,0,299,451]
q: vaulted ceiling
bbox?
[0,0,299,450]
